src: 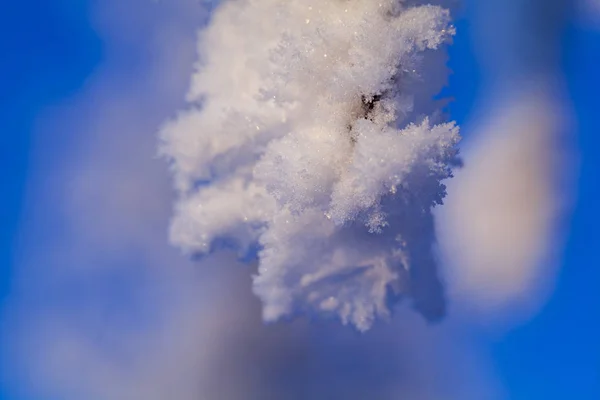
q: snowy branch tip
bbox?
[160,0,460,331]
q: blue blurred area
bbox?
[0,1,599,399]
[0,2,102,398]
[444,17,481,127]
[0,1,102,292]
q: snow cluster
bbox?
[160,0,460,331]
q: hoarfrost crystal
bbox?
[160,0,460,331]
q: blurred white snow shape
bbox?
[438,85,574,325]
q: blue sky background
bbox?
[1,1,598,399]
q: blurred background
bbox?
[1,0,599,399]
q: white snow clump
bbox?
[160,0,460,331]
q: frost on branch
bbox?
[160,0,460,331]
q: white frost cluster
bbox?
[160,0,460,331]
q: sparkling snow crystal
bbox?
[160,0,460,331]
